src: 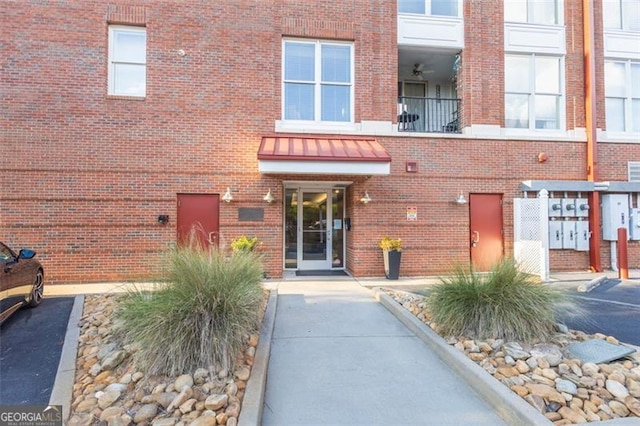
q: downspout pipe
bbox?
[584,0,602,272]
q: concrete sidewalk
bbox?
[262,279,528,425]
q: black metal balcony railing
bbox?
[398,96,461,133]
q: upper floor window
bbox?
[505,54,563,129]
[108,26,146,97]
[603,0,640,31]
[398,0,459,17]
[283,40,353,123]
[605,60,640,133]
[504,0,560,25]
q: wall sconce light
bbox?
[360,191,372,204]
[157,214,169,225]
[263,188,275,203]
[222,187,233,203]
[455,191,467,204]
[580,204,590,211]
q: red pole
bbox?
[583,0,601,272]
[618,228,629,279]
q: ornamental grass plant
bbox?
[114,243,265,376]
[427,259,571,342]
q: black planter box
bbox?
[383,249,402,280]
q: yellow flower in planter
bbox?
[379,237,402,252]
[231,235,260,253]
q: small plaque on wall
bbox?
[238,207,264,222]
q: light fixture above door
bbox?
[263,188,274,203]
[360,191,372,204]
[222,187,233,203]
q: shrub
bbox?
[379,237,402,251]
[427,259,569,342]
[114,245,265,376]
[230,235,259,253]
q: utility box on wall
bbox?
[601,194,629,240]
[631,208,640,241]
[575,198,589,218]
[562,220,575,248]
[549,220,563,249]
[549,199,563,217]
[562,199,576,217]
[575,220,590,251]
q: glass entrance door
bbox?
[301,191,331,269]
[284,187,345,271]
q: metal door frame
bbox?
[283,182,348,271]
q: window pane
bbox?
[623,0,640,31]
[535,57,560,94]
[113,64,145,96]
[632,63,640,97]
[605,62,626,97]
[632,99,640,132]
[284,43,314,81]
[284,83,314,120]
[534,95,559,129]
[505,94,529,128]
[505,56,530,92]
[531,0,557,24]
[113,30,146,63]
[321,45,351,83]
[321,85,350,121]
[504,1,527,22]
[432,0,458,16]
[398,0,425,14]
[603,0,622,28]
[605,98,625,131]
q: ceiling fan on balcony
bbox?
[412,63,434,80]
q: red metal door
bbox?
[469,193,504,271]
[177,194,220,249]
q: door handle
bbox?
[208,232,218,245]
[471,231,480,247]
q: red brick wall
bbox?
[459,0,504,128]
[1,0,637,284]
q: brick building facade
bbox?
[1,0,638,284]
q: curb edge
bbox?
[577,275,608,293]
[238,288,278,426]
[372,288,552,426]
[49,295,84,422]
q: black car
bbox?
[0,242,44,324]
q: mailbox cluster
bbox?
[548,198,590,251]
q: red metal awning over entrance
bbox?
[257,134,391,175]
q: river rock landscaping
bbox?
[67,294,261,426]
[386,289,640,425]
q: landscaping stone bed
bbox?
[385,288,640,425]
[67,293,263,426]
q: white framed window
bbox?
[398,0,460,17]
[108,26,146,97]
[505,54,564,130]
[605,60,640,133]
[629,162,640,181]
[603,0,640,31]
[282,39,354,123]
[504,0,561,25]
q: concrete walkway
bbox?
[262,279,509,425]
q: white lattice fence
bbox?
[514,190,549,281]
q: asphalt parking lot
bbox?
[559,278,640,347]
[0,297,75,405]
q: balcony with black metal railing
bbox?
[398,96,460,133]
